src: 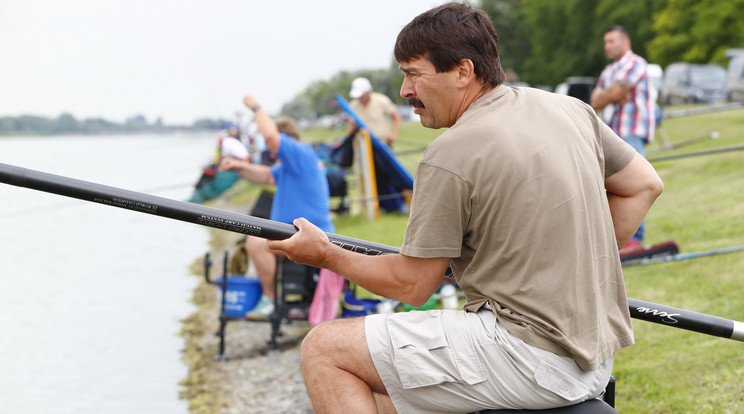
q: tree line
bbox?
[0,113,233,136]
[281,0,744,119]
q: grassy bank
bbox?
[615,107,744,412]
[182,105,744,412]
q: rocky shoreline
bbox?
[180,197,314,414]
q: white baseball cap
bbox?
[221,137,249,160]
[349,77,372,98]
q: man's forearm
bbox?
[321,247,447,307]
[605,153,664,248]
[592,81,631,110]
[236,162,274,185]
[591,87,611,110]
[607,192,653,248]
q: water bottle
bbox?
[440,283,459,309]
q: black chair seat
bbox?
[477,398,617,414]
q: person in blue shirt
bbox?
[220,93,334,319]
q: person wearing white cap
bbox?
[348,77,402,147]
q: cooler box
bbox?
[216,275,262,317]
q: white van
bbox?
[647,63,663,104]
[661,62,727,105]
[725,49,744,102]
[553,76,596,105]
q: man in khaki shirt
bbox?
[268,4,663,413]
[349,76,402,146]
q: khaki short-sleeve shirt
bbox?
[401,86,636,371]
[350,92,398,138]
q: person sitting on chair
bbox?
[219,94,335,320]
[266,3,663,412]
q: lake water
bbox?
[0,133,218,413]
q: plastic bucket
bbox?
[341,290,381,318]
[215,275,262,317]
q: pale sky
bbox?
[0,0,448,125]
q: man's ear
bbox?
[456,58,476,87]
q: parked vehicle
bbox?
[647,63,663,104]
[553,76,595,104]
[661,62,727,105]
[725,49,744,102]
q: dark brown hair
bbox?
[394,2,505,90]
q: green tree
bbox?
[281,95,313,120]
[517,0,601,86]
[281,65,404,119]
[17,115,53,134]
[54,113,79,134]
[479,0,530,82]
[481,0,665,87]
[192,118,230,130]
[81,117,121,134]
[648,0,744,67]
[0,117,18,134]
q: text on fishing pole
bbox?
[93,197,158,214]
[196,214,261,235]
[634,306,680,324]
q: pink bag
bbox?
[308,269,346,326]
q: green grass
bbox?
[616,107,744,413]
[301,106,744,412]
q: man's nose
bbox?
[400,77,415,98]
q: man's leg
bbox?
[301,317,395,414]
[245,236,278,319]
[246,235,277,300]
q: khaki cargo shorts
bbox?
[365,308,613,413]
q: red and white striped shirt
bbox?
[597,50,655,142]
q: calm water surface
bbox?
[0,133,217,413]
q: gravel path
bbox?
[184,228,315,414]
[183,196,316,413]
[205,318,314,414]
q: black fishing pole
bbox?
[646,131,719,155]
[647,145,744,163]
[0,162,396,256]
[1,162,743,343]
[628,298,744,341]
[622,245,744,267]
[662,101,743,119]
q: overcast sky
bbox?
[0,0,448,125]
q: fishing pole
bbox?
[646,131,719,155]
[394,145,429,156]
[0,163,396,255]
[622,245,744,267]
[647,145,744,163]
[662,101,743,119]
[1,162,743,343]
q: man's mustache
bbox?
[408,98,425,109]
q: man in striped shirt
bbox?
[591,25,655,250]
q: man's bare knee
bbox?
[300,322,327,365]
[301,318,367,369]
[246,235,267,252]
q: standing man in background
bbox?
[591,25,656,251]
[349,77,402,147]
